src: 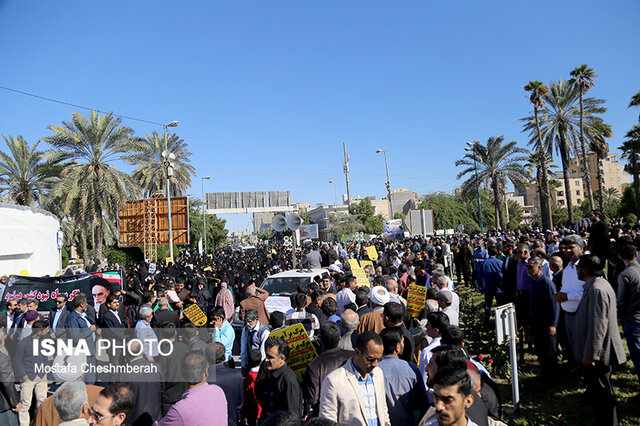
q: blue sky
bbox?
[1,1,639,232]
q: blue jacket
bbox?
[482,257,504,294]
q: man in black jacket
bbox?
[151,299,180,328]
[0,325,20,425]
[206,342,243,426]
[155,326,188,416]
[255,337,303,420]
[303,321,353,417]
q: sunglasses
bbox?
[88,406,116,424]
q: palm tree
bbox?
[0,135,66,206]
[587,120,613,212]
[521,79,606,224]
[122,131,195,197]
[631,88,640,122]
[456,136,529,230]
[569,65,598,210]
[44,111,141,264]
[620,125,640,217]
[601,187,620,213]
[524,81,553,230]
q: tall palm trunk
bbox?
[95,207,104,264]
[596,153,605,213]
[579,88,595,210]
[80,227,89,266]
[492,179,505,230]
[534,107,553,229]
[559,134,574,224]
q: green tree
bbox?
[189,198,228,251]
[0,135,66,206]
[524,80,553,230]
[45,111,141,264]
[329,213,364,239]
[569,65,598,209]
[456,137,529,230]
[619,125,640,216]
[619,186,637,219]
[300,211,311,225]
[506,199,523,229]
[418,192,477,230]
[521,80,607,224]
[348,198,384,234]
[122,131,195,197]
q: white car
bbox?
[259,268,327,313]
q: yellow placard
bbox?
[365,246,378,260]
[165,257,173,264]
[347,259,369,287]
[360,260,374,271]
[18,270,29,276]
[269,323,318,382]
[406,284,428,318]
[183,303,207,326]
[203,267,212,272]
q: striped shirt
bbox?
[284,310,320,340]
[350,359,379,426]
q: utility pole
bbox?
[343,142,351,204]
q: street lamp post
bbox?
[162,120,179,261]
[465,141,483,231]
[375,149,393,219]
[329,180,337,205]
[202,176,211,254]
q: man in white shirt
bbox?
[336,276,357,315]
[417,311,449,393]
[434,275,459,319]
[553,235,585,368]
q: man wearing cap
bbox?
[357,286,390,334]
[436,291,458,326]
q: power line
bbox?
[0,85,165,127]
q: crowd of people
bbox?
[0,208,638,425]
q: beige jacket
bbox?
[319,359,390,426]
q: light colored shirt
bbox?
[350,359,379,426]
[418,337,441,389]
[336,288,356,315]
[135,320,159,357]
[51,309,64,330]
[109,309,122,325]
[213,320,235,361]
[560,260,584,313]
[154,383,228,426]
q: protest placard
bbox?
[360,260,374,271]
[365,245,378,260]
[183,303,208,326]
[347,259,370,287]
[269,323,318,382]
[406,284,428,318]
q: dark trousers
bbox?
[583,362,618,426]
[531,325,558,381]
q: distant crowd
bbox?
[0,208,638,425]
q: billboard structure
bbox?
[118,196,190,260]
[407,209,435,236]
[206,190,293,214]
